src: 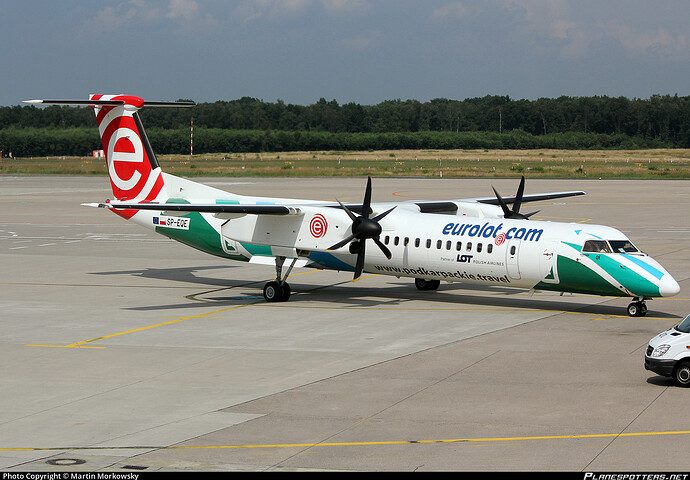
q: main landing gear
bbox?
[415,278,440,291]
[263,256,297,303]
[627,297,648,317]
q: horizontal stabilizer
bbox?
[99,201,301,216]
[23,99,195,108]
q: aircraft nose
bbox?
[659,274,681,297]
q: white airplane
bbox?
[25,95,680,316]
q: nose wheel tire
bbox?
[627,301,647,317]
[673,360,690,388]
[263,281,291,302]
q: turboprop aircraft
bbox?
[24,95,680,316]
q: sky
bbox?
[2,0,689,106]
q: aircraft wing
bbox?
[96,187,586,217]
[472,190,587,206]
[395,189,587,214]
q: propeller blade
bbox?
[373,237,392,260]
[492,186,513,218]
[372,205,396,222]
[354,241,366,280]
[362,176,373,219]
[492,177,534,219]
[328,234,356,251]
[522,210,540,219]
[513,175,525,214]
[336,198,358,222]
[332,176,394,280]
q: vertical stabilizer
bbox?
[23,95,197,217]
[90,95,166,213]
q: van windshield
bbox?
[675,314,690,333]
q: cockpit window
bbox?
[609,240,639,253]
[582,240,612,253]
[582,239,640,254]
[675,314,690,334]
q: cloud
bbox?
[608,22,688,60]
[320,0,369,14]
[235,0,311,22]
[92,1,162,31]
[495,0,689,60]
[339,31,382,51]
[235,0,368,22]
[431,2,476,21]
[166,0,199,20]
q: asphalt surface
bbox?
[0,175,688,472]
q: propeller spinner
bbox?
[328,176,395,280]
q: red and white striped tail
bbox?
[90,95,166,213]
[23,94,194,219]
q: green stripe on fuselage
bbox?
[535,241,661,297]
[535,254,625,296]
[154,198,233,259]
[241,243,272,256]
[582,252,660,297]
[155,198,276,261]
[155,210,231,259]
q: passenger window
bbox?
[436,240,442,249]
[466,242,472,252]
[404,237,409,247]
[446,241,452,250]
[456,242,462,251]
[415,238,420,248]
[487,244,493,254]
[426,239,431,248]
[510,245,516,255]
[477,243,482,253]
[384,235,389,245]
[583,240,611,253]
[394,236,399,246]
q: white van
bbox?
[645,313,690,387]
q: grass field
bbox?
[2,148,689,178]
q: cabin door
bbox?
[506,239,521,280]
[539,240,560,284]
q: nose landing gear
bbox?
[627,298,648,317]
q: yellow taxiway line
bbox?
[2,429,690,452]
[26,304,251,349]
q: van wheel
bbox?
[673,360,690,387]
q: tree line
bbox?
[1,94,688,156]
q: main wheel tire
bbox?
[280,282,291,302]
[263,281,283,302]
[673,360,690,388]
[415,278,440,291]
